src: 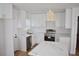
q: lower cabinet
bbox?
[26,36,32,51]
[59,37,70,53]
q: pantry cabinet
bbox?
[65,8,72,29]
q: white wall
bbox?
[0,19,5,56]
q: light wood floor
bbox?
[14,49,79,56]
[75,48,79,56]
[14,50,28,56]
[14,44,38,56]
[14,44,79,56]
[14,50,79,56]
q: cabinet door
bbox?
[59,37,70,52]
[0,4,4,18]
[31,14,46,27]
[65,8,72,29]
[0,4,12,19]
[31,14,46,44]
[27,36,32,51]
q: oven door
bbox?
[44,36,55,41]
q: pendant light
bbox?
[47,9,55,21]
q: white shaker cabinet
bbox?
[0,4,12,19]
[0,9,3,18]
[59,37,70,53]
[0,4,4,18]
[65,8,72,29]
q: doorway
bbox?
[76,16,79,55]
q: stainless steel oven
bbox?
[44,29,56,41]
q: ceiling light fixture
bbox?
[47,9,55,21]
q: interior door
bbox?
[5,19,14,56]
[0,4,14,56]
[0,19,5,56]
[76,16,79,49]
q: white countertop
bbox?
[57,33,71,37]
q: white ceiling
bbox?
[14,3,79,13]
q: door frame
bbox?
[70,8,79,55]
[76,16,79,49]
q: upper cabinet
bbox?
[0,4,12,19]
[0,4,4,18]
[65,8,72,29]
[31,14,46,27]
